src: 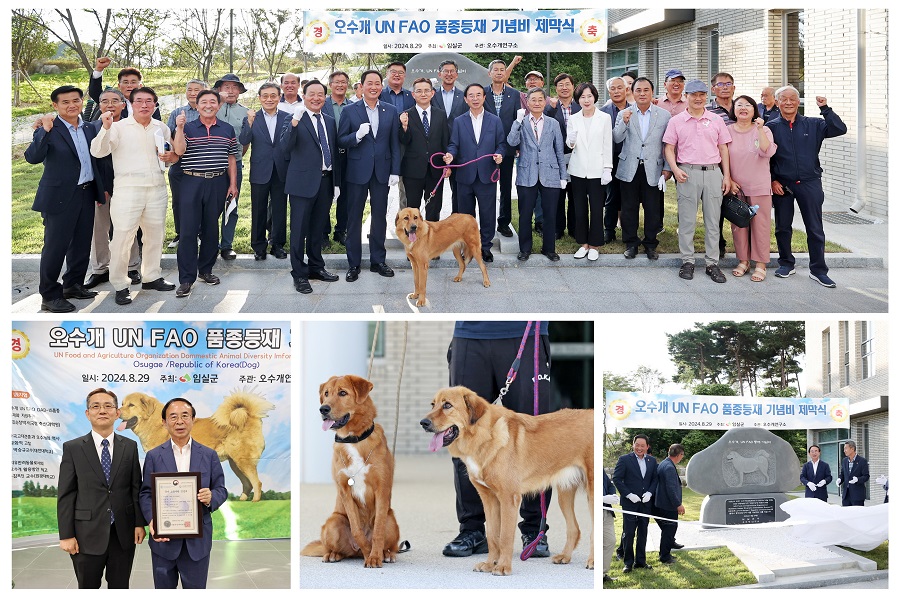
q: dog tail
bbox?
[300,540,326,557]
[209,388,276,430]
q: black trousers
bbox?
[621,499,652,567]
[570,176,605,247]
[40,183,96,300]
[653,506,678,561]
[346,173,388,267]
[457,179,497,251]
[447,334,552,536]
[70,521,135,589]
[403,169,445,222]
[251,172,287,254]
[517,183,559,254]
[604,158,622,234]
[289,172,333,280]
[176,175,226,285]
[621,164,662,250]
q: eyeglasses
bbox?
[88,403,117,412]
[413,88,432,94]
[713,82,734,89]
[388,69,405,76]
[734,103,754,108]
[99,99,122,105]
[132,98,155,104]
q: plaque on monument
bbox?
[724,497,776,525]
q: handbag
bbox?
[721,189,756,228]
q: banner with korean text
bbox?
[605,392,850,430]
[304,10,608,53]
[10,320,291,540]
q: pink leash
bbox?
[427,152,501,199]
[519,321,548,561]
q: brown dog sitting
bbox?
[394,207,490,307]
[301,375,401,567]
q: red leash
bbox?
[427,152,501,199]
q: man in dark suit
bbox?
[602,470,619,583]
[400,78,450,221]
[139,398,228,589]
[239,82,291,260]
[653,444,685,565]
[24,85,105,313]
[445,83,507,263]
[323,71,354,245]
[57,388,145,588]
[838,440,869,506]
[432,60,468,214]
[545,73,581,238]
[483,59,521,238]
[87,57,160,121]
[601,76,630,244]
[337,69,401,282]
[612,434,658,573]
[281,80,341,294]
[800,444,832,502]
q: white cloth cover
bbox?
[780,497,888,551]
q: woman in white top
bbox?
[566,82,613,260]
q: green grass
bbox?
[844,540,889,570]
[12,496,57,538]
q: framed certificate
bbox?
[150,472,203,539]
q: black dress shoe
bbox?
[647,247,659,260]
[141,278,176,291]
[84,272,109,289]
[521,532,550,557]
[175,283,192,298]
[269,246,287,259]
[497,224,513,237]
[254,253,266,261]
[198,273,220,285]
[543,252,560,262]
[333,231,347,245]
[623,246,638,259]
[443,530,488,557]
[41,298,76,313]
[370,262,394,277]
[604,232,616,244]
[481,249,493,263]
[517,251,530,261]
[294,278,313,294]
[660,556,677,564]
[309,269,339,282]
[115,288,132,305]
[634,564,653,570]
[672,542,684,549]
[346,267,360,282]
[220,248,237,260]
[127,269,141,284]
[63,284,98,300]
[622,565,633,573]
[603,575,617,583]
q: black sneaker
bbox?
[521,532,550,557]
[443,530,488,557]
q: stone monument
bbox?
[404,52,489,89]
[686,427,801,527]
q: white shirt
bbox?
[278,96,303,114]
[637,454,647,477]
[810,459,819,476]
[418,105,431,127]
[171,437,193,472]
[262,110,279,143]
[305,107,332,171]
[469,109,484,144]
[91,430,114,462]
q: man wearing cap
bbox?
[214,73,249,261]
[662,79,732,283]
[657,69,687,116]
[600,76,630,244]
[768,86,846,288]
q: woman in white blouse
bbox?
[566,82,613,261]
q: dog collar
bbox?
[335,425,375,444]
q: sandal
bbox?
[732,261,750,277]
[751,265,767,282]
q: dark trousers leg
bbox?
[622,503,650,567]
[308,173,333,272]
[539,184,560,254]
[472,180,498,251]
[345,182,368,268]
[566,185,577,236]
[250,179,274,255]
[169,167,183,236]
[424,169,445,221]
[40,189,95,300]
[621,165,662,250]
[604,159,621,235]
[334,153,349,236]
[177,176,225,284]
[517,185,537,254]
[496,158,514,229]
[449,171,458,214]
[556,184,569,237]
[772,185,796,270]
[70,522,134,588]
[219,161,242,249]
[571,176,605,247]
[268,176,288,249]
[654,507,678,561]
[368,176,389,264]
[402,176,426,211]
[289,194,312,279]
[794,179,828,275]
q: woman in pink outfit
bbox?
[727,95,777,281]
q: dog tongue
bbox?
[409,232,417,243]
[429,431,445,453]
[116,421,126,431]
[322,419,335,432]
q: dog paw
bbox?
[238,493,249,501]
[322,552,344,563]
[483,281,491,288]
[586,559,594,570]
[410,292,419,298]
[383,550,396,563]
[473,561,494,573]
[551,553,572,565]
[452,276,462,282]
[491,563,512,576]
[364,554,384,568]
[416,298,427,307]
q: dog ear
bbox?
[394,212,401,226]
[346,375,374,404]
[464,392,487,425]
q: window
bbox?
[823,329,832,393]
[841,321,850,385]
[707,28,719,78]
[782,10,805,113]
[367,321,385,358]
[861,321,874,378]
[604,45,638,100]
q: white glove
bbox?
[334,186,340,200]
[602,494,620,505]
[641,491,652,503]
[836,478,842,486]
[625,493,640,503]
[560,180,567,190]
[388,174,399,186]
[817,479,827,487]
[516,108,526,123]
[600,168,612,186]
[356,122,371,140]
[657,175,667,191]
[875,474,888,485]
[566,128,577,147]
[292,106,304,122]
[849,476,859,484]
[807,482,817,492]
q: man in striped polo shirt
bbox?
[171,89,238,298]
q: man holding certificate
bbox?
[139,398,227,589]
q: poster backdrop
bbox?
[11,320,291,540]
[605,392,851,430]
[304,9,608,53]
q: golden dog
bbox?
[301,375,400,567]
[420,387,594,575]
[394,207,490,307]
[118,389,274,501]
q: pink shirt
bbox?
[726,124,777,196]
[657,95,687,116]
[529,114,545,141]
[662,109,732,166]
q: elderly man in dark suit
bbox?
[239,82,291,261]
[281,80,341,294]
[57,388,145,588]
[653,444,685,565]
[24,85,105,313]
[483,58,521,238]
[612,434,658,573]
[337,69,401,282]
[400,78,450,222]
[800,444,833,502]
[838,440,870,506]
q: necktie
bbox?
[315,114,332,169]
[422,110,430,136]
[101,439,114,524]
[532,120,540,142]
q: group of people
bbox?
[26,57,848,312]
[57,389,226,588]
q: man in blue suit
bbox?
[653,444,685,565]
[281,80,342,294]
[25,85,105,313]
[838,440,869,506]
[444,84,507,262]
[337,70,401,282]
[800,444,832,502]
[139,398,227,589]
[239,82,291,261]
[483,59,521,239]
[612,434,658,573]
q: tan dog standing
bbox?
[394,207,490,307]
[420,386,594,575]
[301,375,401,567]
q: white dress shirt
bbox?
[91,430,114,462]
[171,437,193,472]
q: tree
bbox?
[168,9,227,81]
[11,10,56,73]
[248,10,304,80]
[108,10,170,68]
[633,365,666,394]
[14,9,116,73]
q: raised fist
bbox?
[246,110,255,127]
[175,113,186,128]
[399,112,409,127]
[95,56,111,72]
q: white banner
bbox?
[304,10,608,54]
[605,392,851,430]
